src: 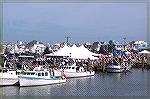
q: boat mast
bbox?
[3,55,7,68]
[45,59,52,77]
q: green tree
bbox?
[43,47,52,55]
[4,47,10,55]
[99,45,106,54]
[108,40,116,53]
[99,42,108,54]
[0,43,2,53]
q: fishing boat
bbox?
[105,55,132,73]
[18,70,66,87]
[0,55,34,86]
[54,63,95,78]
[106,64,132,73]
[106,65,125,73]
[0,68,22,86]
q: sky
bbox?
[3,3,147,44]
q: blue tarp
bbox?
[113,50,123,56]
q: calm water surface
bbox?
[0,68,149,96]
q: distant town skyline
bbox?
[3,3,147,44]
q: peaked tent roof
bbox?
[54,44,71,56]
[139,50,150,54]
[53,44,98,59]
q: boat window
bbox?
[72,67,75,69]
[27,73,30,75]
[69,67,71,69]
[24,72,26,75]
[42,72,44,76]
[38,73,41,76]
[3,69,8,73]
[45,72,48,76]
[66,67,68,69]
[55,76,59,78]
[17,72,20,75]
[31,73,35,75]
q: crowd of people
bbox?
[93,51,149,70]
[0,50,150,72]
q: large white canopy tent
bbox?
[53,45,71,56]
[139,50,150,54]
[53,44,99,60]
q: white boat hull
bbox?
[54,70,95,78]
[65,71,95,78]
[106,69,124,73]
[0,78,18,86]
[0,72,19,86]
[19,77,66,87]
[106,65,124,73]
[106,65,132,73]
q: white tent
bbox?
[70,45,98,59]
[54,45,71,56]
[139,50,150,54]
[77,45,98,59]
[53,44,98,60]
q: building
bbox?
[26,40,46,54]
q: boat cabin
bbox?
[19,71,50,77]
[59,65,85,72]
[18,70,65,80]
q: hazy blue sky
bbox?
[3,3,147,44]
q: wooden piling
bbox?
[102,60,106,72]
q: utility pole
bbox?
[147,0,150,46]
[123,37,126,45]
[123,37,126,50]
[65,35,70,45]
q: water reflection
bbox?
[0,69,148,96]
[0,86,20,96]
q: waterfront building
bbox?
[30,42,45,54]
[26,40,46,54]
[134,41,148,50]
[92,42,101,53]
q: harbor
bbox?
[0,68,149,96]
[1,2,150,97]
[0,40,150,89]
